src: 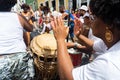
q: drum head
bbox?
[30,33,57,57]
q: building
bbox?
[37,0,66,11]
[37,0,90,11]
[26,0,38,10]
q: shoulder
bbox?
[72,53,109,80]
[17,13,26,20]
[17,13,29,26]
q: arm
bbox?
[40,23,46,34]
[51,17,74,80]
[77,34,94,51]
[18,13,33,32]
[57,40,74,80]
[74,18,94,51]
[18,13,33,47]
[66,42,92,53]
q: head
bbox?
[79,5,88,16]
[43,6,50,15]
[21,4,30,13]
[0,0,17,11]
[71,9,75,14]
[83,13,91,26]
[59,5,65,13]
[89,0,120,48]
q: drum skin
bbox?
[30,33,57,57]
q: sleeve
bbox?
[93,38,107,54]
[72,55,108,80]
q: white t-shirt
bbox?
[51,11,62,17]
[72,41,120,80]
[34,10,40,20]
[0,12,26,54]
[41,23,52,34]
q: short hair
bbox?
[21,4,30,10]
[89,0,120,30]
[0,0,17,11]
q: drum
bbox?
[30,33,58,80]
[68,48,82,67]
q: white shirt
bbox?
[0,12,26,54]
[41,23,52,34]
[51,11,62,18]
[72,41,120,80]
[34,10,40,20]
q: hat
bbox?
[83,12,90,18]
[30,33,57,57]
[79,5,88,11]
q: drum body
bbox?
[33,54,58,80]
[68,48,82,67]
[30,33,58,80]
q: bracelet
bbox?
[74,42,79,48]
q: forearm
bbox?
[77,34,93,50]
[57,40,74,80]
[66,42,75,49]
[77,45,92,53]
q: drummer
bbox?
[66,11,108,60]
[0,0,34,79]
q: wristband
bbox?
[74,42,79,48]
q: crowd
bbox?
[0,0,120,80]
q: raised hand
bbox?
[74,18,83,36]
[51,17,69,41]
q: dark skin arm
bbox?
[17,13,33,32]
[51,17,74,80]
[17,13,33,47]
[74,18,94,52]
[66,42,92,53]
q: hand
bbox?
[74,18,83,38]
[74,18,83,35]
[51,17,69,41]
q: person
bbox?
[67,13,107,61]
[51,0,120,80]
[0,0,34,79]
[21,4,35,47]
[75,13,108,59]
[79,5,88,23]
[40,16,52,34]
[21,4,35,25]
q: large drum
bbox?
[68,48,82,67]
[30,33,58,80]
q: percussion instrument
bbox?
[30,33,58,80]
[68,48,82,67]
